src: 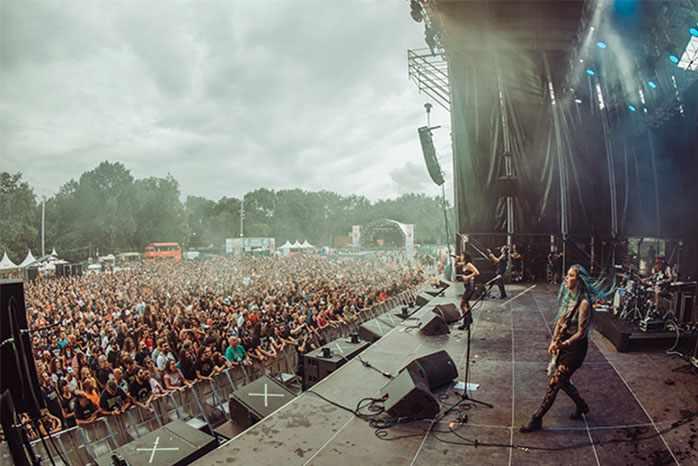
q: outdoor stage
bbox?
[196,283,698,466]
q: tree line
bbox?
[0,162,453,262]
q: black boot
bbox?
[570,401,589,420]
[519,417,542,433]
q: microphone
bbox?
[484,274,502,286]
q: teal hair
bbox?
[557,264,616,308]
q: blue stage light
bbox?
[628,105,637,112]
[586,68,595,76]
[647,81,657,89]
[596,41,608,49]
[690,28,698,37]
[669,54,680,64]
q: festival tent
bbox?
[291,241,302,249]
[19,250,37,268]
[0,252,17,270]
[279,241,292,250]
[300,241,314,249]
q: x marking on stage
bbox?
[249,383,285,407]
[135,436,180,464]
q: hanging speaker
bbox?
[380,368,440,419]
[432,304,461,324]
[418,126,445,186]
[419,315,450,336]
[404,350,458,390]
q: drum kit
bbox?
[612,266,697,333]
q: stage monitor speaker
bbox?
[404,350,458,391]
[358,318,393,343]
[419,315,449,336]
[380,368,440,419]
[432,304,460,324]
[418,126,445,186]
[1,280,44,419]
[415,293,431,307]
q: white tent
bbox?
[279,241,292,250]
[291,241,302,249]
[0,252,17,270]
[19,250,37,268]
[300,240,314,249]
[50,247,58,257]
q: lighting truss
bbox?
[408,48,450,112]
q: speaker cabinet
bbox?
[404,350,458,390]
[415,293,431,307]
[419,315,450,336]
[380,368,440,419]
[432,304,460,324]
[1,280,44,419]
[358,318,394,343]
[55,263,66,277]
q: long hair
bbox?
[558,264,615,313]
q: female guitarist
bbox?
[520,264,604,433]
[458,253,480,330]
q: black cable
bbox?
[33,420,56,466]
[40,417,71,466]
[357,356,393,379]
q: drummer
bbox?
[647,257,674,312]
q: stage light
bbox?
[586,68,595,76]
[647,81,657,89]
[410,0,423,23]
[574,99,583,104]
[669,54,680,64]
[628,105,637,112]
[596,41,608,49]
[690,28,698,37]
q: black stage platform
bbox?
[195,283,698,466]
[97,420,216,466]
[594,310,697,353]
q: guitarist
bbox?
[520,264,593,433]
[487,245,509,299]
[457,253,480,330]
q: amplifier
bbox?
[303,339,370,389]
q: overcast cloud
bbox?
[0,0,451,201]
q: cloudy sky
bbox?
[0,0,451,201]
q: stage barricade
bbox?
[29,426,94,466]
[229,364,250,387]
[79,417,118,459]
[124,403,161,438]
[104,412,133,447]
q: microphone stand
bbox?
[458,278,497,409]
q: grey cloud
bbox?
[1,0,452,202]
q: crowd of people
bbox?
[21,254,424,436]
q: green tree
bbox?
[0,172,39,261]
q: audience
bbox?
[21,254,423,432]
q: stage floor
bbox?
[196,284,698,466]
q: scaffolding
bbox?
[408,48,450,112]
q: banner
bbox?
[351,225,361,248]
